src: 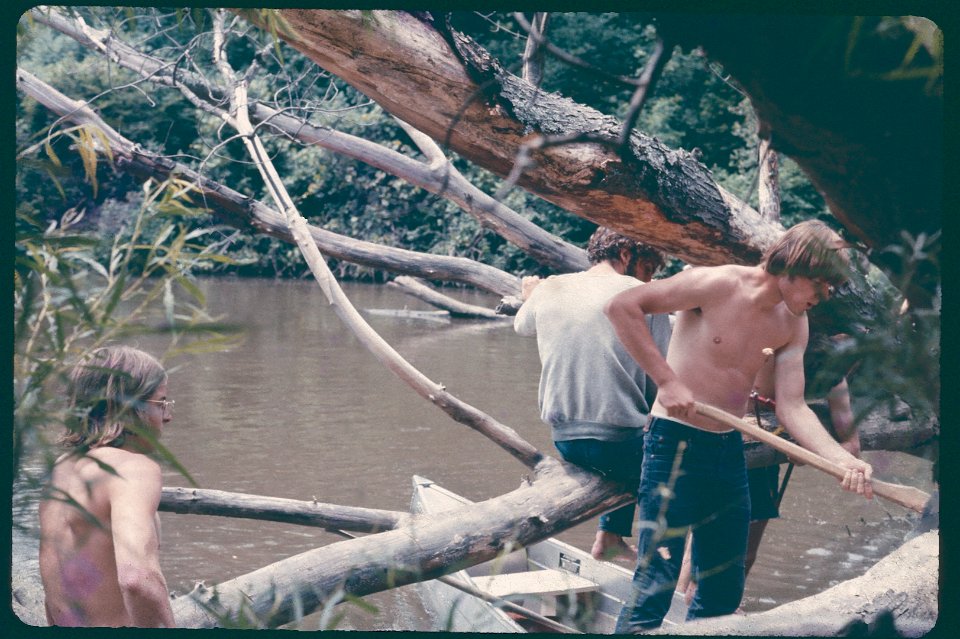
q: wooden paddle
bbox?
[693,401,931,513]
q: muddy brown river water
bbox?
[12,277,935,630]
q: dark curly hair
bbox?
[587,226,665,276]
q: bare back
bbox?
[39,447,163,626]
[651,265,806,430]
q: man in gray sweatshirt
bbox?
[514,227,672,560]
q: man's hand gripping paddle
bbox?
[693,402,930,513]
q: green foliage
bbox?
[803,230,940,442]
[14,176,243,505]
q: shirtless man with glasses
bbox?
[39,346,176,627]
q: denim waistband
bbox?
[648,415,742,442]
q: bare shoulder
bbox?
[89,448,162,487]
[697,263,752,282]
[669,264,747,299]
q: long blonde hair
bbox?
[60,346,167,449]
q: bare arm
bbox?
[604,268,714,418]
[110,459,175,627]
[827,378,860,457]
[773,331,873,498]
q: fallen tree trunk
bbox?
[159,487,409,532]
[13,464,937,631]
[233,9,895,342]
[387,276,509,319]
[168,458,628,627]
[651,530,938,637]
[262,9,784,267]
[260,10,939,309]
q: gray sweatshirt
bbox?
[514,271,672,442]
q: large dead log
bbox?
[650,14,942,309]
[232,9,910,341]
[263,10,939,309]
[263,9,784,267]
[651,530,938,637]
[167,458,628,628]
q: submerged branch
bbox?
[387,276,509,319]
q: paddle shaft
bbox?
[693,402,930,513]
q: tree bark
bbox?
[264,9,783,267]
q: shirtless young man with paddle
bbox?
[39,346,176,627]
[603,220,873,632]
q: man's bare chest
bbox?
[679,304,795,364]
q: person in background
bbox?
[742,337,861,580]
[604,220,873,631]
[39,345,176,627]
[514,227,672,561]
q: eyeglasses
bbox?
[145,399,175,411]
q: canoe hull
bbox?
[410,475,687,632]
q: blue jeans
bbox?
[615,417,750,632]
[554,436,644,537]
